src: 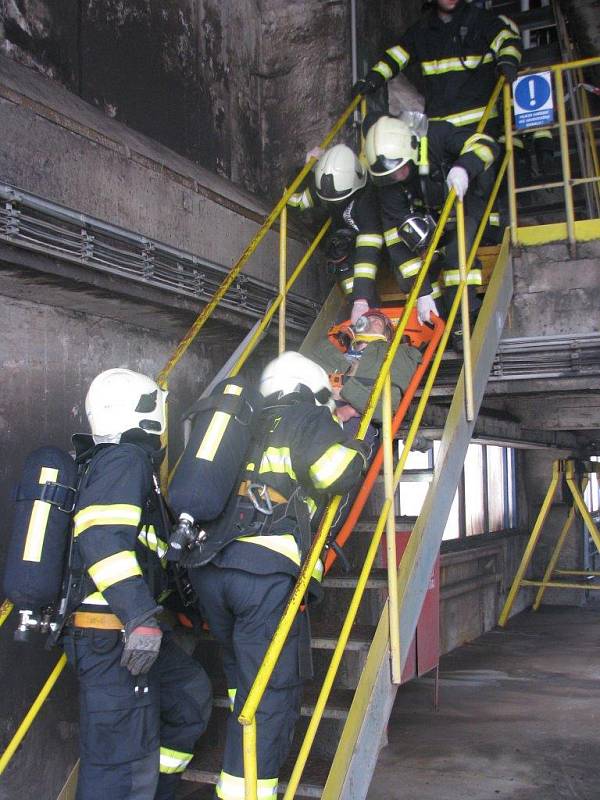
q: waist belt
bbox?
[72,611,123,630]
[238,479,287,506]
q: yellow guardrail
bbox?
[506,56,600,252]
[239,77,507,798]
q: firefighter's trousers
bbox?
[63,629,212,800]
[189,565,304,800]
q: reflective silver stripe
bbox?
[373,61,393,80]
[138,525,169,559]
[238,534,300,565]
[490,28,518,52]
[23,466,59,562]
[443,268,483,286]
[430,106,497,127]
[340,277,354,295]
[159,746,193,774]
[353,263,377,279]
[259,447,296,480]
[421,53,494,75]
[399,257,422,278]
[310,443,360,490]
[386,44,409,68]
[196,410,231,462]
[227,688,236,712]
[217,771,278,800]
[384,228,401,246]
[73,504,141,537]
[489,212,500,226]
[356,233,383,248]
[88,550,142,592]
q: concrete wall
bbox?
[0,290,277,800]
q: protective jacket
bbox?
[71,434,168,625]
[308,338,422,423]
[366,3,522,128]
[288,181,384,302]
[209,392,367,582]
[376,120,499,298]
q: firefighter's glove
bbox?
[497,62,518,84]
[351,299,370,324]
[417,294,438,325]
[121,623,162,676]
[446,166,469,201]
[352,75,383,97]
[349,439,372,469]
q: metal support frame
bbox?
[499,460,600,626]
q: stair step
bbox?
[522,41,562,68]
[211,682,355,720]
[183,739,332,797]
[311,620,376,651]
[323,567,388,590]
[511,6,555,31]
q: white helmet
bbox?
[85,368,168,441]
[365,116,419,185]
[259,352,334,411]
[314,144,367,203]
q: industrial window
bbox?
[397,441,518,539]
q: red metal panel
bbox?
[380,530,439,682]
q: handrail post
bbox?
[502,82,518,248]
[279,199,287,354]
[456,199,474,422]
[243,719,258,800]
[382,373,401,683]
[554,67,577,256]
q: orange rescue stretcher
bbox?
[323,306,445,574]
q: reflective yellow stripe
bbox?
[217,771,278,800]
[340,277,354,295]
[88,550,142,592]
[237,533,301,566]
[73,504,141,537]
[258,447,296,480]
[399,257,422,278]
[159,746,193,774]
[489,212,500,226]
[81,591,109,605]
[353,263,377,279]
[533,129,553,140]
[384,228,401,246]
[356,233,383,248]
[196,411,230,462]
[431,106,497,127]
[490,28,519,53]
[498,45,522,62]
[386,44,409,68]
[461,134,496,167]
[431,281,442,300]
[306,496,317,516]
[312,558,324,583]
[310,443,359,490]
[421,53,494,75]
[227,688,236,712]
[498,14,520,35]
[443,268,483,286]
[138,525,169,559]
[224,384,243,396]
[373,61,393,80]
[23,466,60,562]
[288,188,313,210]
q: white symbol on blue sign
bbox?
[513,71,554,130]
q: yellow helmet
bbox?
[365,116,419,186]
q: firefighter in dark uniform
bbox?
[362,114,499,337]
[353,0,522,132]
[186,352,369,800]
[288,143,384,320]
[62,368,212,800]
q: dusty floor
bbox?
[367,605,600,800]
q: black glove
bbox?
[348,438,373,468]
[352,74,384,98]
[121,618,162,676]
[497,62,518,84]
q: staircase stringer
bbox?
[323,231,514,800]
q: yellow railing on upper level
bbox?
[505,56,600,253]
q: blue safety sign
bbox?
[513,71,554,130]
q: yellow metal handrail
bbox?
[239,77,506,797]
[505,55,600,253]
